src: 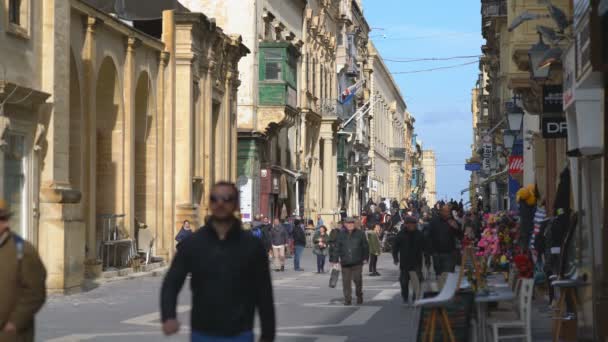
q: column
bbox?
[156,51,169,259]
[320,116,337,224]
[38,0,84,291]
[123,36,140,240]
[174,47,197,228]
[82,16,99,262]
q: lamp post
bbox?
[528,34,551,81]
[507,110,524,131]
[503,129,516,150]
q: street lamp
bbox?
[503,129,516,150]
[528,34,551,81]
[507,110,524,131]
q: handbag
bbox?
[534,261,546,285]
[329,265,340,288]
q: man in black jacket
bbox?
[393,216,424,304]
[330,217,369,305]
[292,222,307,271]
[160,182,275,342]
[428,205,463,276]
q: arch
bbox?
[134,71,157,248]
[95,56,124,241]
[69,51,83,194]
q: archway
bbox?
[95,57,124,243]
[134,71,157,250]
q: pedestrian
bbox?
[160,182,275,342]
[393,216,425,304]
[251,219,271,253]
[316,214,324,230]
[292,221,306,271]
[428,205,463,277]
[270,218,288,272]
[367,224,382,276]
[312,226,329,273]
[330,217,369,306]
[175,220,194,249]
[0,199,47,342]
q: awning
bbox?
[82,0,188,20]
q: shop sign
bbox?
[465,163,481,171]
[271,173,280,194]
[574,0,590,27]
[541,117,568,138]
[482,138,493,173]
[563,47,576,110]
[237,176,253,222]
[508,156,523,175]
[542,85,563,113]
[575,13,593,80]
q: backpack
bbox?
[252,227,263,239]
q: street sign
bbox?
[465,163,481,171]
[541,117,568,138]
[508,156,523,175]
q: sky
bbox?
[363,0,483,203]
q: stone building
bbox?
[0,0,247,291]
[421,150,436,205]
[367,42,408,202]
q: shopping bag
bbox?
[329,266,340,288]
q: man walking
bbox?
[393,216,424,304]
[0,199,47,342]
[428,205,463,276]
[270,218,288,272]
[292,221,306,271]
[161,182,275,342]
[330,217,369,305]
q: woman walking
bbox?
[313,226,329,273]
[368,224,382,276]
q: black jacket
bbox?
[293,226,306,246]
[329,229,369,266]
[160,220,275,340]
[392,229,425,271]
[428,216,462,254]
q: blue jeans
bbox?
[294,245,305,270]
[191,330,253,342]
[316,254,326,272]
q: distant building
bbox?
[421,150,437,205]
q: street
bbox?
[38,251,419,342]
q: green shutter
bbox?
[259,49,265,81]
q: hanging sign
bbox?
[465,163,482,171]
[542,85,563,113]
[541,117,568,138]
[508,156,524,175]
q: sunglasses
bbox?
[210,194,236,204]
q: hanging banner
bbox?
[237,176,253,222]
[541,117,568,138]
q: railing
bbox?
[482,0,507,18]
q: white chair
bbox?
[488,278,534,342]
[415,272,460,342]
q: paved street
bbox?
[38,251,419,342]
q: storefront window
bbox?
[3,133,27,238]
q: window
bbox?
[264,49,282,80]
[9,0,20,25]
[4,133,27,239]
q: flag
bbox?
[339,80,364,104]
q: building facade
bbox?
[474,0,608,339]
[0,0,247,291]
[367,42,408,203]
[421,150,437,205]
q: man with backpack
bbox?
[0,199,47,342]
[252,219,271,253]
[292,221,307,271]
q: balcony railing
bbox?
[482,0,507,18]
[390,148,406,160]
